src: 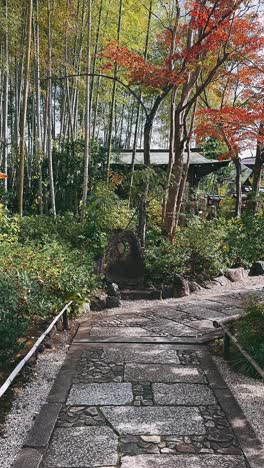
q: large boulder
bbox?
[161,285,174,299]
[189,281,203,293]
[107,282,121,298]
[173,275,190,298]
[106,295,121,309]
[202,280,220,289]
[249,261,264,276]
[226,267,247,282]
[104,230,144,288]
[90,293,108,311]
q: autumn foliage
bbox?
[196,106,264,160]
[101,1,263,93]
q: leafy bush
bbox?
[183,218,231,278]
[0,271,29,367]
[230,299,264,378]
[0,204,19,243]
[145,218,232,283]
[225,215,264,267]
[0,241,98,305]
[0,241,99,366]
[145,237,188,283]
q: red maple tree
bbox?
[101,0,264,240]
[196,70,264,216]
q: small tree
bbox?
[196,106,264,217]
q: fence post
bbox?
[63,309,69,330]
[223,332,230,360]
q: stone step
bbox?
[121,289,161,301]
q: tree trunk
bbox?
[3,0,9,193]
[18,0,33,216]
[47,0,56,218]
[81,0,91,222]
[162,90,176,223]
[162,108,186,237]
[234,157,242,218]
[249,123,264,214]
[90,0,103,118]
[106,0,123,179]
[34,0,43,214]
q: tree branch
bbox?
[40,72,149,117]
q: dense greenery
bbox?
[145,214,264,283]
[230,300,264,378]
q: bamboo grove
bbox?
[0,0,263,243]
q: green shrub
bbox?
[0,204,19,243]
[230,299,264,378]
[183,218,231,278]
[145,218,232,283]
[145,237,188,283]
[0,241,99,365]
[0,271,29,367]
[225,215,264,267]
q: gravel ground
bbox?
[213,356,264,445]
[0,347,67,468]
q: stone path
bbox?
[13,279,264,468]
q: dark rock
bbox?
[106,295,121,309]
[203,280,220,289]
[90,293,108,311]
[43,337,53,349]
[176,443,196,453]
[225,267,247,282]
[249,261,264,276]
[189,281,203,293]
[161,285,174,299]
[104,230,144,287]
[37,344,45,353]
[173,275,190,298]
[107,282,121,298]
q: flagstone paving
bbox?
[13,279,264,467]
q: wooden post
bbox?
[223,332,230,360]
[63,310,69,330]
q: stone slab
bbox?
[102,345,180,364]
[45,427,118,467]
[153,383,217,405]
[120,454,247,468]
[74,336,204,344]
[125,364,205,383]
[182,307,226,320]
[12,448,43,468]
[198,351,229,388]
[90,326,154,337]
[101,406,205,435]
[25,403,62,448]
[47,349,81,403]
[67,383,133,406]
[149,321,200,337]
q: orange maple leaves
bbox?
[0,173,8,179]
[101,41,184,90]
[100,1,263,94]
[196,106,264,160]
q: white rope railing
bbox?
[0,301,73,399]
